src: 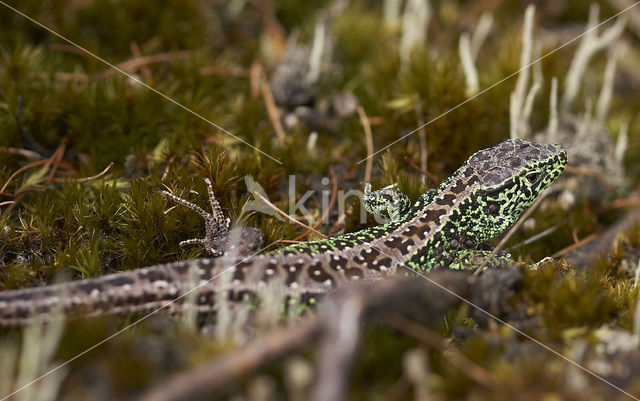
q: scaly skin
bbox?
[0,139,567,326]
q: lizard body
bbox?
[0,139,567,326]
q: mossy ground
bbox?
[1,0,640,400]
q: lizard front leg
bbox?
[444,249,513,271]
[161,178,263,257]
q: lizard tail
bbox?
[0,259,222,326]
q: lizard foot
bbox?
[161,179,263,257]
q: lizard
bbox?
[0,139,567,326]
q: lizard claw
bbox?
[161,179,264,257]
[160,179,230,256]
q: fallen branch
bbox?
[138,272,473,401]
[138,319,323,401]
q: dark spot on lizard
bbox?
[436,193,456,206]
[329,255,348,271]
[308,262,334,285]
[344,268,363,280]
[449,179,466,194]
[420,208,446,224]
[383,236,400,247]
[104,276,135,287]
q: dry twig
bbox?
[385,313,497,388]
[474,191,548,274]
[129,41,153,84]
[551,233,598,259]
[357,105,374,185]
[414,101,429,184]
[252,192,327,238]
[0,147,44,161]
[259,73,287,146]
[138,319,323,401]
[608,0,640,38]
[52,162,114,184]
[292,167,338,241]
[97,50,194,79]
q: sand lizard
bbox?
[0,139,568,326]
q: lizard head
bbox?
[445,139,568,244]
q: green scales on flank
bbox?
[0,139,567,326]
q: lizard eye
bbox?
[524,171,540,184]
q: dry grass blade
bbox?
[292,167,338,241]
[259,71,287,146]
[0,147,44,161]
[97,50,194,79]
[0,160,47,195]
[45,138,67,185]
[253,192,327,238]
[474,192,548,274]
[551,233,598,259]
[52,162,114,183]
[357,105,373,185]
[129,41,153,84]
